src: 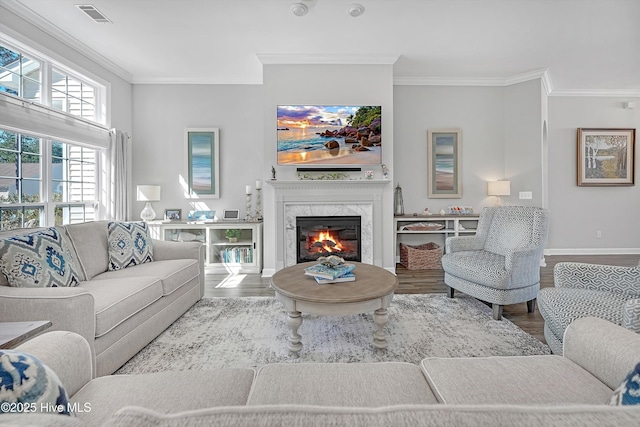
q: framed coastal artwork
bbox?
[577,128,635,186]
[427,129,462,198]
[185,128,220,198]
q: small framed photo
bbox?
[164,209,182,221]
[577,128,635,186]
[222,209,240,220]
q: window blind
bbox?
[0,93,110,149]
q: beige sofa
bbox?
[4,317,639,426]
[0,221,204,377]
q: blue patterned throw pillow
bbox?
[0,228,80,288]
[107,222,154,270]
[0,349,73,416]
[610,362,640,405]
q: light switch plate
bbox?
[519,191,533,200]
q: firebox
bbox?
[296,216,362,263]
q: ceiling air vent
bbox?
[76,4,112,23]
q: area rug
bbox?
[116,294,550,374]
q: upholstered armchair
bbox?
[441,206,549,320]
[538,261,640,355]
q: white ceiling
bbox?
[3,0,640,95]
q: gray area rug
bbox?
[116,294,550,374]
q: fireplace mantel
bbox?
[271,179,390,271]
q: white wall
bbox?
[261,64,395,274]
[547,96,640,253]
[132,84,263,219]
[393,81,545,215]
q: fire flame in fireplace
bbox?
[309,230,344,253]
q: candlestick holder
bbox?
[256,188,262,220]
[245,192,252,221]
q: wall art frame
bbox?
[427,128,462,198]
[185,128,220,198]
[577,128,635,187]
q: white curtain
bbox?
[110,129,129,220]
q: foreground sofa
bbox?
[3,316,639,426]
[0,221,204,377]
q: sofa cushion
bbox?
[91,259,199,296]
[81,277,163,338]
[248,362,437,407]
[107,222,154,271]
[0,349,73,416]
[420,355,614,405]
[440,250,510,288]
[64,221,109,281]
[71,369,255,426]
[538,287,627,339]
[610,362,640,405]
[0,227,80,288]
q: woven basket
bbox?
[399,242,443,270]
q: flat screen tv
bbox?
[277,105,382,165]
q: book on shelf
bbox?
[304,262,356,280]
[314,272,355,285]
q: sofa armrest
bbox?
[563,316,640,390]
[16,331,92,397]
[445,236,484,254]
[553,262,640,295]
[623,298,640,332]
[0,286,96,375]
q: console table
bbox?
[148,220,263,274]
[0,320,52,349]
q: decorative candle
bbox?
[245,185,252,195]
[256,180,262,190]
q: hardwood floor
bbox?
[204,255,639,344]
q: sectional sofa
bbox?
[0,221,204,377]
[2,316,639,426]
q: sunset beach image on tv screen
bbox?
[277,105,382,165]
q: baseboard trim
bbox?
[261,268,276,278]
[545,248,640,256]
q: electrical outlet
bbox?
[519,191,533,200]
[596,231,602,239]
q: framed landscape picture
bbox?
[427,129,461,198]
[185,128,220,198]
[577,128,635,186]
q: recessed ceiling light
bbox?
[291,3,309,17]
[348,3,365,17]
[76,4,112,23]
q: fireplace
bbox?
[296,216,361,263]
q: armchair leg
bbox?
[447,287,455,298]
[492,304,503,320]
[527,298,536,313]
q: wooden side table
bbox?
[0,321,52,349]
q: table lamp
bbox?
[487,180,510,206]
[137,185,161,221]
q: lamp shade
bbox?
[137,185,161,202]
[487,181,511,196]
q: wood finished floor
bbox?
[204,255,640,344]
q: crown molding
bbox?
[257,53,400,65]
[394,69,552,91]
[548,89,640,97]
[1,0,133,83]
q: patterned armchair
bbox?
[441,206,549,320]
[538,261,640,355]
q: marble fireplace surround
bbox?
[271,180,389,270]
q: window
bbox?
[0,128,98,230]
[0,45,41,103]
[52,69,96,122]
[0,36,107,230]
[0,41,103,126]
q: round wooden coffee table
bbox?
[270,261,399,355]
